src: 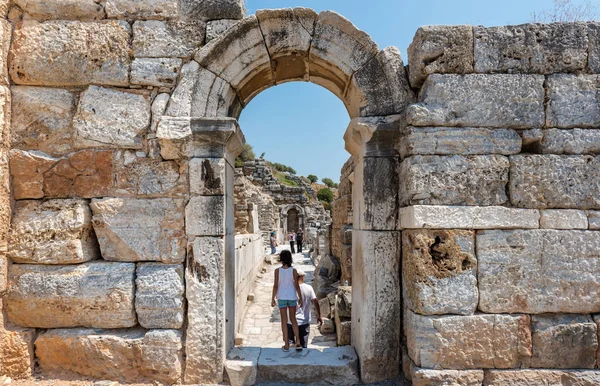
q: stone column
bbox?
[157,117,244,384]
[344,115,403,383]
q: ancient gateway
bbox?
[1,0,600,384]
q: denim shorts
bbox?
[278,299,297,309]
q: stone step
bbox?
[226,346,360,386]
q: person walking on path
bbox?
[269,231,277,255]
[288,231,296,254]
[271,250,303,352]
[296,229,304,253]
[287,269,322,348]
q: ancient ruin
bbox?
[1,0,600,384]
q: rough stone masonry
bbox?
[0,1,600,385]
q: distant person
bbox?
[296,229,304,253]
[287,269,322,348]
[288,231,296,253]
[271,250,303,352]
[269,231,277,255]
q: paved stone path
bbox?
[240,245,337,349]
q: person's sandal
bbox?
[282,345,289,352]
[295,344,303,351]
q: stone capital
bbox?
[343,115,405,158]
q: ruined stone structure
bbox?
[331,157,354,285]
[1,0,600,384]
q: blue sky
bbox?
[238,0,566,182]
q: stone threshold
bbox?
[225,346,359,386]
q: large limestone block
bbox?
[226,347,260,386]
[589,22,600,73]
[112,151,188,197]
[0,20,10,85]
[405,309,532,369]
[409,366,484,386]
[0,300,35,380]
[11,86,76,155]
[547,74,600,128]
[256,8,316,83]
[399,127,521,158]
[131,58,182,87]
[185,236,225,383]
[484,370,600,385]
[345,46,415,118]
[13,0,104,20]
[90,198,186,263]
[73,86,151,150]
[206,19,238,42]
[531,314,597,369]
[257,346,359,385]
[477,229,600,313]
[180,0,245,21]
[8,199,98,264]
[105,0,178,19]
[540,128,600,154]
[589,211,600,230]
[165,61,241,118]
[186,196,225,236]
[540,209,588,229]
[133,20,206,58]
[190,157,225,195]
[9,20,130,86]
[136,263,185,329]
[402,229,477,316]
[9,149,113,199]
[36,329,183,384]
[399,155,509,206]
[474,23,588,74]
[5,262,136,328]
[0,86,9,147]
[408,25,474,88]
[195,15,272,104]
[509,155,600,209]
[406,74,545,128]
[309,11,379,100]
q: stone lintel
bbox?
[399,205,540,229]
[343,115,404,158]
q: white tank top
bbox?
[276,267,297,301]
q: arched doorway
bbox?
[158,8,412,384]
[287,208,299,232]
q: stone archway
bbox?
[280,203,305,235]
[157,8,413,384]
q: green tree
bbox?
[307,174,318,183]
[317,188,334,203]
[322,178,337,188]
[235,144,255,167]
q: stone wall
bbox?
[234,233,263,333]
[401,23,600,384]
[330,157,354,285]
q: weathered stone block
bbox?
[112,151,188,197]
[105,0,178,19]
[406,74,545,128]
[9,21,130,86]
[509,155,600,209]
[225,347,260,386]
[11,86,76,155]
[345,46,414,118]
[335,311,351,346]
[539,128,600,154]
[8,199,98,264]
[399,155,509,206]
[531,314,597,369]
[206,19,238,42]
[131,58,182,87]
[5,262,136,328]
[589,211,600,230]
[402,229,477,316]
[195,15,271,104]
[408,25,474,88]
[10,149,113,199]
[478,230,600,313]
[399,127,521,158]
[405,309,532,369]
[589,22,600,73]
[540,209,588,229]
[0,86,9,147]
[474,23,588,74]
[74,86,151,149]
[13,0,105,20]
[136,263,185,329]
[190,158,225,195]
[180,0,245,21]
[355,156,399,230]
[133,20,206,58]
[547,74,600,128]
[0,20,10,85]
[483,370,600,385]
[36,329,183,384]
[320,318,335,334]
[410,367,484,386]
[90,198,186,263]
[186,196,225,236]
[0,300,35,380]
